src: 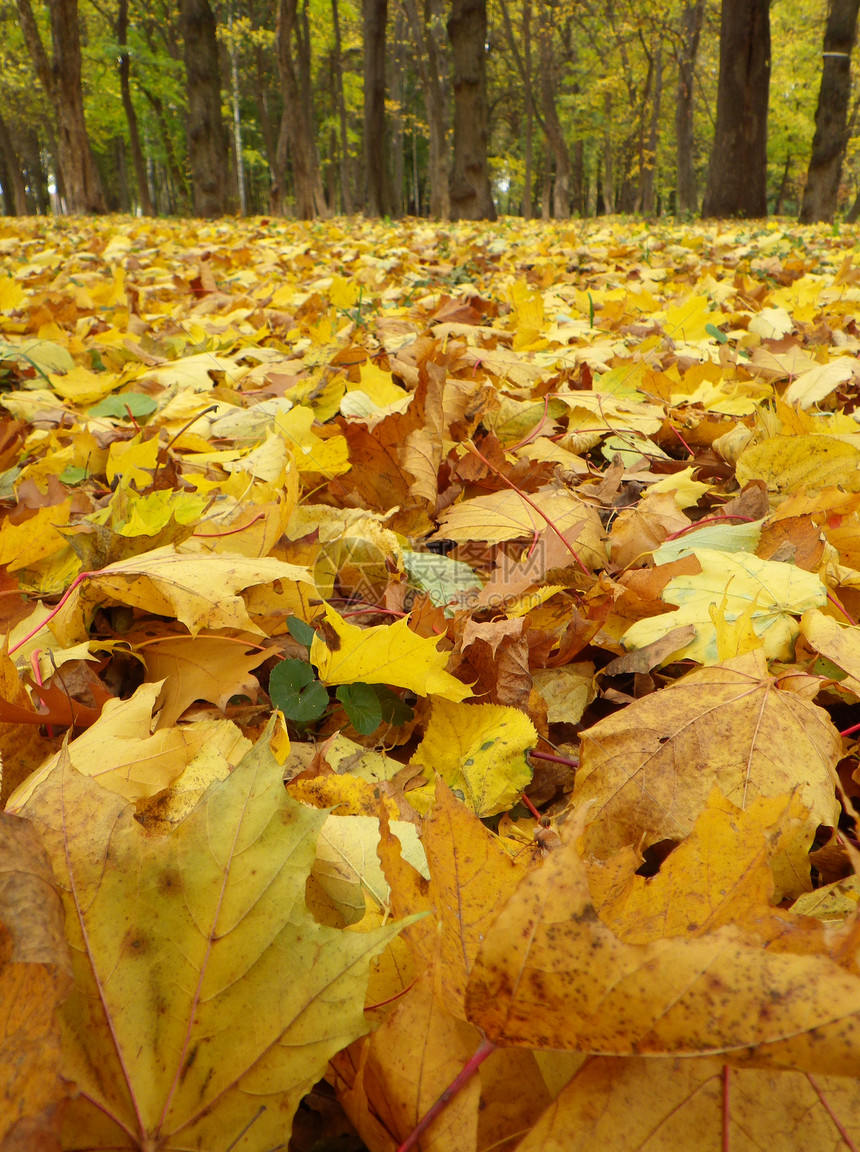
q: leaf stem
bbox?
[8,570,93,655]
[529,748,579,768]
[396,1037,496,1152]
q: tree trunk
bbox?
[447,0,496,220]
[363,0,392,215]
[391,8,406,215]
[20,128,50,213]
[0,113,29,215]
[16,0,106,213]
[799,0,860,222]
[539,1,570,218]
[179,0,227,217]
[603,92,614,213]
[675,0,704,214]
[640,46,662,215]
[141,85,190,211]
[403,0,450,217]
[331,0,353,212]
[275,0,328,217]
[701,0,771,219]
[521,0,533,219]
[117,0,155,214]
[774,153,792,215]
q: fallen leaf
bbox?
[19,730,405,1151]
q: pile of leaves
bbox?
[3,213,860,1151]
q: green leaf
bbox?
[374,684,414,726]
[59,466,88,485]
[337,682,383,735]
[286,615,317,649]
[269,659,329,722]
[705,323,728,344]
[88,393,158,419]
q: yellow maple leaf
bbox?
[409,698,535,817]
[19,732,404,1150]
[310,604,471,701]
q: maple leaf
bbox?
[621,549,826,664]
[408,699,536,817]
[464,809,860,1073]
[574,649,840,896]
[49,545,315,644]
[19,730,406,1151]
[0,812,71,1147]
[310,604,471,702]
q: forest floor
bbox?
[2,214,860,1152]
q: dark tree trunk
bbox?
[331,0,353,212]
[391,8,405,215]
[675,0,704,214]
[603,92,614,214]
[447,0,496,220]
[800,0,860,222]
[571,138,584,216]
[539,1,570,218]
[179,0,227,217]
[20,128,50,213]
[403,0,450,217]
[117,0,155,214]
[701,0,771,219]
[774,153,792,214]
[275,0,328,217]
[363,0,392,215]
[253,45,279,186]
[16,0,106,213]
[521,0,533,219]
[0,113,29,215]
[640,46,662,215]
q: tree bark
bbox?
[603,92,614,214]
[403,0,450,217]
[701,0,771,219]
[16,0,106,213]
[179,0,228,217]
[331,0,353,212]
[117,0,155,214]
[447,0,496,220]
[521,0,533,219]
[675,0,704,214]
[799,0,860,222]
[0,113,29,215]
[363,0,392,215]
[275,0,328,217]
[640,46,662,215]
[538,1,570,218]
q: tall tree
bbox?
[15,0,106,213]
[701,0,771,219]
[363,0,392,215]
[0,112,28,214]
[538,0,570,218]
[799,0,860,222]
[447,0,496,220]
[117,0,155,215]
[179,0,228,217]
[403,0,450,218]
[674,0,704,214]
[275,0,328,217]
[331,0,353,213]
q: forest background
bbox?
[2,0,860,227]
